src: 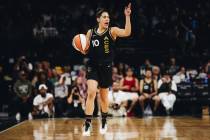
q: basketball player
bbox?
[81,3,132,136]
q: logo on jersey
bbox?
[104,36,109,53]
[92,39,100,47]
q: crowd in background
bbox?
[0,56,209,121]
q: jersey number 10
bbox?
[92,39,100,47]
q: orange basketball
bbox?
[72,34,89,53]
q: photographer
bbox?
[66,86,85,118]
[158,71,177,115]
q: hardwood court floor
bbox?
[0,117,210,140]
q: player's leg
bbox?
[98,64,112,134]
[99,88,109,134]
[83,79,98,136]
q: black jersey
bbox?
[158,81,172,93]
[87,27,115,65]
[142,79,155,94]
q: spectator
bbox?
[119,68,139,116]
[197,67,207,79]
[186,68,198,80]
[42,61,52,78]
[139,59,153,78]
[108,67,125,117]
[173,66,187,84]
[13,56,31,80]
[54,76,68,117]
[59,65,72,86]
[117,63,126,76]
[76,76,87,101]
[49,69,59,85]
[34,62,44,73]
[112,66,123,84]
[35,72,54,95]
[158,71,177,115]
[32,84,54,118]
[66,86,85,118]
[152,65,161,81]
[168,58,179,75]
[13,71,33,121]
[160,62,166,73]
[139,68,160,115]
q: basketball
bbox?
[72,34,89,53]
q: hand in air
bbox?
[124,3,131,16]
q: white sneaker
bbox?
[15,112,21,122]
[100,123,107,135]
[82,122,92,136]
[28,112,33,120]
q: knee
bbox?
[87,88,97,99]
[133,95,139,101]
[48,101,54,107]
[154,96,160,102]
[169,95,176,101]
[139,96,145,102]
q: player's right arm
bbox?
[86,29,92,42]
[111,3,131,39]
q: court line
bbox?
[0,120,27,134]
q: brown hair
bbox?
[96,8,109,18]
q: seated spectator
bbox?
[108,67,125,117]
[42,61,53,78]
[173,66,187,84]
[110,66,124,93]
[117,63,126,76]
[152,65,161,81]
[76,76,87,102]
[54,77,68,117]
[197,67,207,79]
[112,66,123,84]
[66,86,85,118]
[139,59,153,78]
[32,84,54,119]
[168,57,179,75]
[13,71,33,121]
[49,69,59,85]
[35,72,54,95]
[59,65,72,86]
[118,67,139,116]
[158,71,177,115]
[186,68,198,80]
[139,69,160,115]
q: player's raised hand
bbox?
[124,3,131,16]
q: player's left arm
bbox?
[111,3,131,39]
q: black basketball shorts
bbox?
[86,63,112,88]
